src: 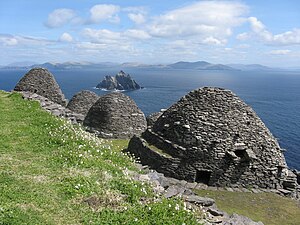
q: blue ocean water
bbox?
[1,68,299,170]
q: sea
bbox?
[0,68,299,171]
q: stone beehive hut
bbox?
[14,68,67,106]
[127,87,290,189]
[83,92,147,139]
[146,112,163,127]
[67,90,99,116]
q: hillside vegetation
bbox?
[196,188,300,225]
[1,91,299,225]
[0,91,198,224]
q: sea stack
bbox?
[83,92,147,139]
[67,90,99,116]
[127,87,293,190]
[96,70,141,90]
[14,68,67,106]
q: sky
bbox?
[0,0,300,67]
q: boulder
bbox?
[83,92,146,139]
[14,68,67,106]
[67,90,99,116]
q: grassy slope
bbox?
[196,190,300,225]
[0,91,198,225]
[1,91,299,225]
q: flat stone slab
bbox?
[183,195,215,206]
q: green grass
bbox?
[0,91,199,225]
[195,189,300,225]
[144,142,173,158]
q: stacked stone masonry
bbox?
[83,92,147,139]
[67,90,99,116]
[127,87,298,192]
[14,68,67,106]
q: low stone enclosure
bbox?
[127,87,300,197]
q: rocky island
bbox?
[96,70,141,90]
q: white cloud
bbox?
[236,32,250,41]
[269,49,291,55]
[147,1,248,44]
[59,33,73,42]
[0,35,18,46]
[83,28,151,42]
[248,17,300,45]
[272,29,300,45]
[248,17,265,33]
[201,37,226,45]
[0,34,53,46]
[124,29,150,40]
[45,8,76,28]
[89,4,120,24]
[82,28,122,44]
[122,6,146,14]
[128,13,146,24]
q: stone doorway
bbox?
[195,170,211,184]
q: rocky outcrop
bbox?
[96,70,141,90]
[14,68,67,106]
[127,87,296,191]
[67,90,99,116]
[83,92,147,139]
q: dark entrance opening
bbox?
[195,170,211,184]
[234,149,246,158]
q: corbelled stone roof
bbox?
[67,90,99,116]
[146,112,163,127]
[14,68,67,106]
[127,87,291,189]
[83,92,147,139]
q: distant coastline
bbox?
[1,60,296,72]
